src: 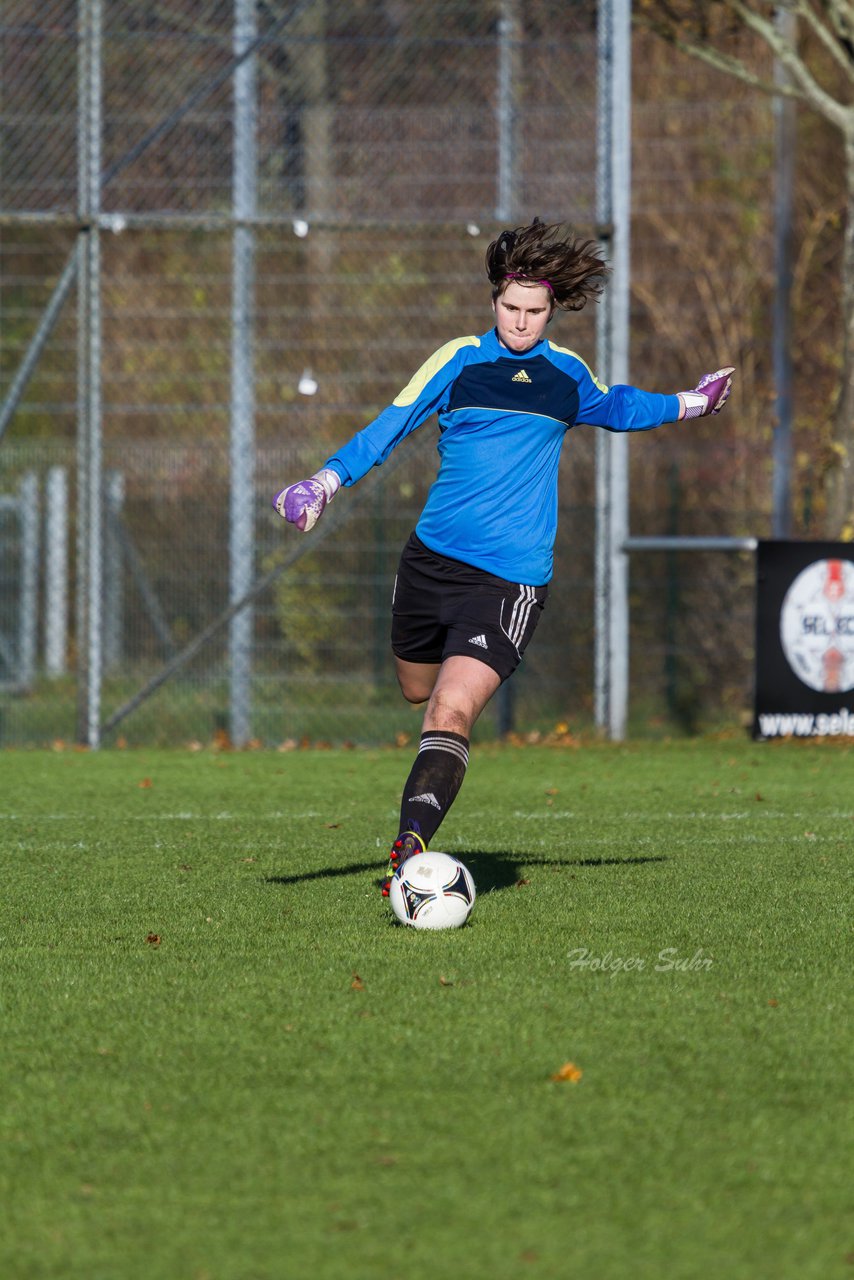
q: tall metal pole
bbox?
[45,466,70,677]
[229,0,258,746]
[496,0,519,223]
[17,472,39,691]
[76,0,104,748]
[495,0,520,737]
[594,0,632,740]
[772,7,796,538]
[104,469,125,671]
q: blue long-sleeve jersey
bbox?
[324,326,680,585]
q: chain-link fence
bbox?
[1,0,776,747]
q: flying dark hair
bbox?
[485,218,611,312]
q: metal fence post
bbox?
[496,0,520,224]
[228,0,258,747]
[104,470,125,671]
[17,472,39,691]
[772,6,796,539]
[76,0,104,748]
[495,1,520,738]
[44,466,69,678]
[494,0,522,737]
[594,0,631,741]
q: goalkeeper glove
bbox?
[678,367,735,419]
[273,467,341,532]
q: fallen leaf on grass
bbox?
[550,1061,583,1083]
[146,933,161,947]
[515,877,531,888]
[138,777,152,789]
[351,972,365,992]
[438,975,454,987]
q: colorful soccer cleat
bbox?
[381,830,426,897]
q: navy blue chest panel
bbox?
[446,355,580,426]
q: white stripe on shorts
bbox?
[501,585,537,653]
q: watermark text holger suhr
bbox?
[568,947,714,978]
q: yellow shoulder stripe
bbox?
[392,335,481,408]
[547,340,609,394]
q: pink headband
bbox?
[504,273,554,294]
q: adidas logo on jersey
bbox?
[468,634,489,649]
[511,369,532,383]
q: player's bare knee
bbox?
[398,675,431,704]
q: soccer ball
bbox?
[389,852,476,930]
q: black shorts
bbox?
[391,532,548,683]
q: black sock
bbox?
[398,730,470,847]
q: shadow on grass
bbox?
[266,851,667,894]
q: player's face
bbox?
[492,281,554,353]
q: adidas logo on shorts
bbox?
[468,634,489,649]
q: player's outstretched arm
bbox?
[677,367,735,420]
[273,467,341,532]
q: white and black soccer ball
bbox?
[389,852,476,930]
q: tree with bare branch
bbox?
[636,0,854,536]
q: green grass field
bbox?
[1,739,851,1280]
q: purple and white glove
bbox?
[678,367,735,420]
[273,467,341,532]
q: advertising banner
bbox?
[754,541,854,740]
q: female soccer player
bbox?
[274,219,734,896]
